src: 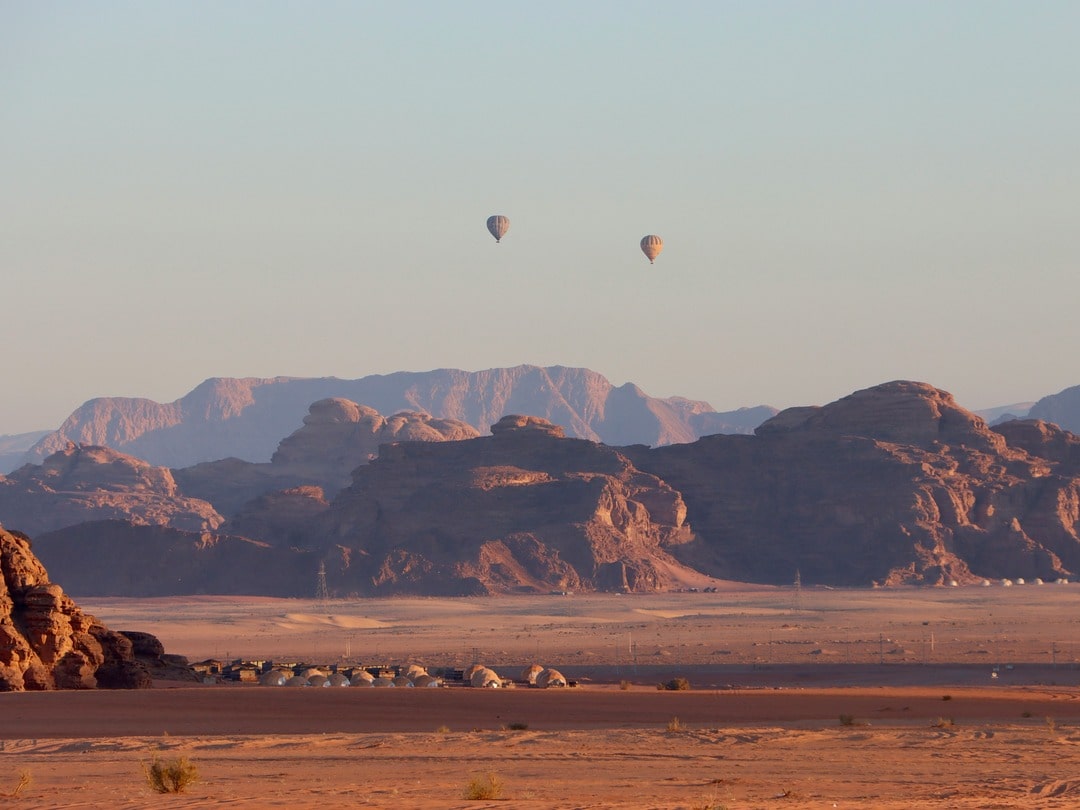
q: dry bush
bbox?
[619,680,631,691]
[144,755,198,794]
[838,713,856,726]
[2,770,31,798]
[667,716,683,732]
[661,677,690,691]
[463,772,503,800]
[931,717,955,728]
[504,721,529,731]
[434,724,451,734]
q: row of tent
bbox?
[258,662,569,688]
[486,215,665,265]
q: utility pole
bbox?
[315,562,329,609]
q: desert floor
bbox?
[4,585,1080,808]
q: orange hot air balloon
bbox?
[486,215,510,243]
[640,234,663,263]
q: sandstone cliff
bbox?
[627,381,1080,586]
[313,415,699,595]
[24,367,774,468]
[0,528,163,690]
[0,443,224,537]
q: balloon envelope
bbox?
[486,215,510,243]
[640,235,663,263]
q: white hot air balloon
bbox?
[486,215,510,243]
[640,234,663,264]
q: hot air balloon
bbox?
[486,215,510,243]
[640,234,663,264]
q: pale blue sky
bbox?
[3,1,1078,434]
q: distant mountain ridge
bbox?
[22,366,776,469]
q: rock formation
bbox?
[173,399,479,516]
[0,527,167,690]
[626,381,1080,586]
[0,443,224,537]
[23,367,775,468]
[315,415,697,595]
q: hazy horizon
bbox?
[4,2,1078,434]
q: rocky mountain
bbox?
[173,398,480,517]
[8,381,1080,595]
[0,443,224,537]
[30,416,705,597]
[312,414,700,595]
[0,527,173,690]
[624,381,1080,587]
[22,366,776,468]
[1027,385,1080,435]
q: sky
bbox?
[2,1,1079,435]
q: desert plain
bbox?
[4,584,1080,808]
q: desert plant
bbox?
[838,713,856,726]
[931,717,954,728]
[667,716,683,732]
[619,679,631,691]
[941,694,952,701]
[435,724,451,734]
[663,677,691,691]
[504,721,529,731]
[144,755,198,794]
[1,770,31,798]
[1046,716,1057,737]
[463,772,503,800]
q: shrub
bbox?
[941,694,952,701]
[463,772,503,800]
[667,716,683,732]
[505,721,529,731]
[838,713,856,726]
[663,677,691,691]
[931,717,954,728]
[435,724,451,734]
[619,680,631,691]
[144,756,198,794]
[2,770,31,799]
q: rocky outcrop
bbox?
[173,399,479,516]
[0,444,224,537]
[0,528,160,690]
[316,415,697,595]
[23,367,775,468]
[627,381,1080,586]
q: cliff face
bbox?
[24,367,773,468]
[315,415,697,595]
[627,381,1080,586]
[173,398,480,517]
[0,528,159,690]
[0,444,224,537]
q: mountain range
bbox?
[3,378,1080,597]
[9,366,777,472]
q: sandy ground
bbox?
[4,585,1080,808]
